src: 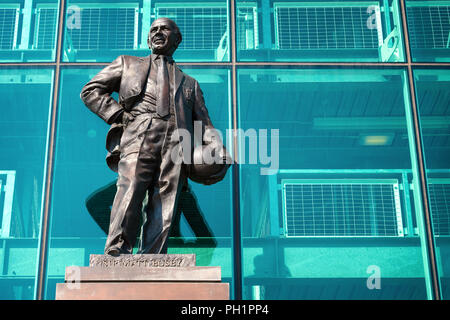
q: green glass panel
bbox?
[414,69,450,299]
[0,68,53,299]
[236,0,405,62]
[406,1,450,62]
[0,0,59,62]
[45,66,233,299]
[238,67,431,299]
[63,0,229,62]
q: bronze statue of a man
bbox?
[80,18,228,256]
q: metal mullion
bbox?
[34,0,66,301]
[61,62,234,66]
[229,0,243,301]
[0,63,58,66]
[236,62,408,66]
[399,0,442,300]
[411,63,450,67]
[3,62,450,67]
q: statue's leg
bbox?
[138,164,186,253]
[138,116,186,254]
[104,153,150,255]
[104,118,166,255]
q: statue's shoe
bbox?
[105,247,121,257]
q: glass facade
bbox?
[0,67,54,299]
[0,0,448,300]
[238,68,429,299]
[0,0,60,62]
[236,0,406,62]
[413,69,450,299]
[406,0,450,62]
[63,0,230,62]
[44,67,233,299]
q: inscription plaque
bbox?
[89,254,196,268]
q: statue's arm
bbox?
[80,55,124,124]
[192,80,216,142]
[193,80,233,169]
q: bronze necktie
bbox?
[156,55,170,117]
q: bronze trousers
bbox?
[104,114,184,254]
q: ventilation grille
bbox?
[275,4,381,50]
[35,8,58,49]
[156,6,227,50]
[67,7,137,50]
[282,180,404,237]
[0,8,18,50]
[407,4,450,49]
[429,181,450,236]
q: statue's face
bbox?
[149,18,180,56]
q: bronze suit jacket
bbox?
[80,55,217,173]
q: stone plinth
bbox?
[55,282,229,300]
[55,254,229,300]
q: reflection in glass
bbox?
[0,0,59,62]
[45,67,233,299]
[0,68,53,299]
[236,0,405,62]
[414,69,450,299]
[85,181,216,242]
[63,0,229,62]
[238,68,429,299]
[406,0,450,62]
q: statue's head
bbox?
[147,18,182,56]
